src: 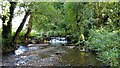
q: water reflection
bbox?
[59,47,105,66]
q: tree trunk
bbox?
[23,15,32,43]
[12,10,30,46]
[2,2,17,53]
[2,2,16,38]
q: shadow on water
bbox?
[58,46,106,66]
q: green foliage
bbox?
[28,2,120,66]
[29,2,68,37]
[29,2,57,32]
[1,2,120,66]
[87,28,120,66]
[98,49,119,66]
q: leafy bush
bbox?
[87,28,120,66]
[98,49,119,66]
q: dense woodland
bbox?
[0,2,120,66]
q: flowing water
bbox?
[2,44,107,66]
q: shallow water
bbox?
[58,46,105,66]
[2,44,106,66]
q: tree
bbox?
[2,2,16,38]
[12,10,30,46]
[28,2,57,34]
[1,1,30,53]
[2,1,17,53]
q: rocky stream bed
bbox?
[2,44,108,67]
